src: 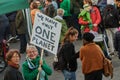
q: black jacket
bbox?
[60,41,79,72]
[4,65,24,80]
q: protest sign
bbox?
[30,12,62,54]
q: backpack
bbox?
[103,57,113,79]
[102,5,119,28]
[53,45,66,71]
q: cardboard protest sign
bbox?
[30,12,62,54]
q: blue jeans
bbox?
[62,70,76,80]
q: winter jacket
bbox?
[60,41,79,71]
[15,10,27,34]
[60,0,72,16]
[80,43,104,74]
[78,9,92,30]
[79,6,101,32]
[54,15,68,43]
[4,65,24,80]
[22,56,52,80]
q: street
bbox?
[0,40,120,80]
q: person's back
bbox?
[102,4,119,28]
[79,32,104,80]
[80,43,103,74]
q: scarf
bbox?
[26,57,38,70]
[26,57,45,80]
[8,61,19,69]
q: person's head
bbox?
[62,27,78,44]
[83,4,91,11]
[82,32,95,45]
[35,0,41,7]
[6,49,21,65]
[30,1,39,9]
[83,0,92,6]
[57,8,64,17]
[45,0,52,5]
[26,45,38,59]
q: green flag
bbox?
[0,0,29,15]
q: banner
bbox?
[0,0,29,15]
[30,12,62,54]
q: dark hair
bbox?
[62,27,78,44]
[6,49,21,62]
[83,32,95,42]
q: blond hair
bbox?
[57,8,65,16]
[26,45,38,52]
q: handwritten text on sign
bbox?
[30,12,62,54]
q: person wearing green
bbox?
[54,8,68,43]
[78,4,92,31]
[22,45,52,80]
[60,0,72,28]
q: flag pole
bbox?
[25,8,33,43]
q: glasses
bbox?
[28,50,37,54]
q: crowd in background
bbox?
[0,0,120,80]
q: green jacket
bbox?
[78,10,92,30]
[60,0,71,16]
[54,18,68,43]
[22,56,52,80]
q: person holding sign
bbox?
[22,45,52,80]
[60,27,79,80]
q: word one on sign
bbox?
[30,12,62,54]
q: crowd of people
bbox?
[1,0,120,80]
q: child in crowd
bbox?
[78,0,101,33]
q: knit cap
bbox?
[83,32,95,42]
